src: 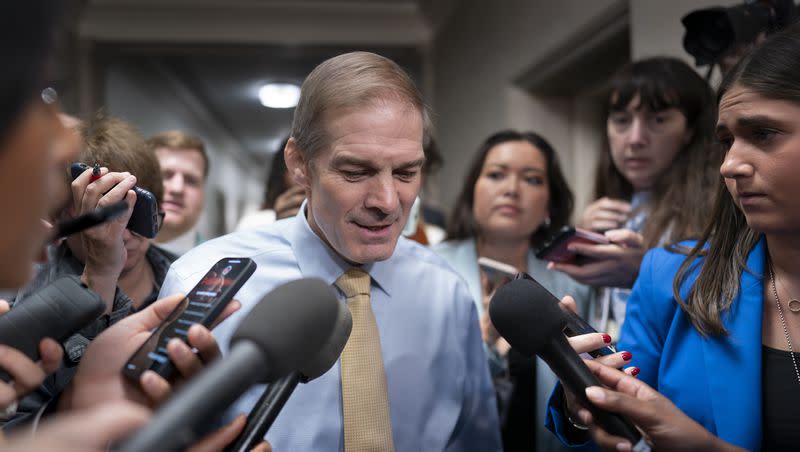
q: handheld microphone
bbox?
[226,288,352,452]
[0,276,105,381]
[119,278,348,452]
[489,278,650,452]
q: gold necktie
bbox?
[335,268,395,452]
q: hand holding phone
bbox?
[122,258,257,383]
[535,226,610,265]
[71,162,161,238]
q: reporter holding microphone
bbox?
[0,2,273,450]
[549,22,800,451]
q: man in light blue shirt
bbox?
[158,51,501,451]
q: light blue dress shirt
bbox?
[158,206,502,451]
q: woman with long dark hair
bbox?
[550,57,719,336]
[435,130,629,451]
[551,23,800,451]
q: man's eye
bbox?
[395,171,417,181]
[342,171,367,180]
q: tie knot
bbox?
[335,268,371,298]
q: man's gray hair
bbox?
[290,51,432,160]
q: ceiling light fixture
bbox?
[258,82,301,109]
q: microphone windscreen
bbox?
[231,278,339,383]
[489,278,567,356]
[299,299,352,381]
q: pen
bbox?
[90,163,102,182]
[52,201,128,240]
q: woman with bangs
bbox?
[547,23,800,452]
[548,57,720,336]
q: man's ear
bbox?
[284,138,311,190]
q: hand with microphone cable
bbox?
[577,359,746,452]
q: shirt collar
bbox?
[287,200,394,296]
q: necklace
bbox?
[776,277,800,313]
[768,263,800,385]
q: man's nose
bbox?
[365,174,400,215]
[166,174,184,193]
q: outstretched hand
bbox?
[60,293,240,412]
[578,360,744,452]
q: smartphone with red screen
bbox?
[122,257,256,383]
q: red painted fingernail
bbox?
[631,367,640,376]
[621,352,632,361]
[602,333,612,343]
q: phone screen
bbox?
[535,226,609,264]
[122,257,257,382]
[478,257,518,289]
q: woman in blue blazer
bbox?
[551,23,800,451]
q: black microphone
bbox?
[0,276,105,381]
[489,279,651,452]
[119,278,349,452]
[226,287,352,452]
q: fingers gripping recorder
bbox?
[70,162,162,239]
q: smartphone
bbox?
[478,257,518,288]
[70,162,161,238]
[122,257,257,383]
[514,272,616,358]
[535,226,609,264]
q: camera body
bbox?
[70,162,161,238]
[682,0,797,67]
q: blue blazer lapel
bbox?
[701,238,765,450]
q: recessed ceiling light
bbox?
[258,83,301,109]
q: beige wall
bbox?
[432,0,622,214]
